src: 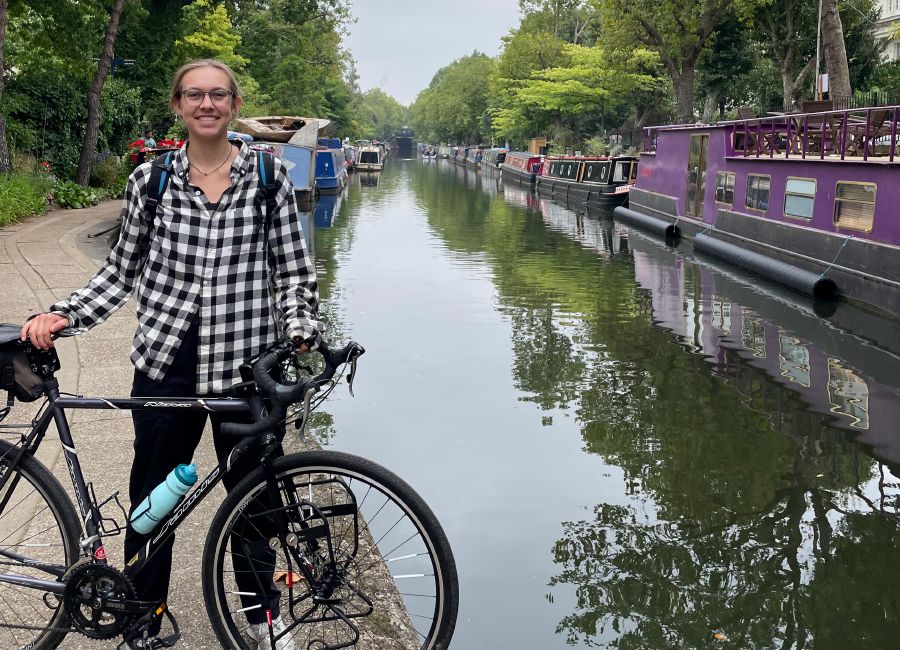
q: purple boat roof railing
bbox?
[641,105,900,162]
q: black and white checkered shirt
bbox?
[51,140,323,394]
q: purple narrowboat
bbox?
[615,105,900,319]
[537,155,638,208]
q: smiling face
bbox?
[173,66,243,142]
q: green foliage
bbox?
[865,60,900,95]
[1,65,142,181]
[174,0,248,71]
[356,89,409,141]
[0,172,52,226]
[52,181,101,209]
[89,157,123,189]
[409,52,495,144]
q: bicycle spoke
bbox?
[209,458,455,649]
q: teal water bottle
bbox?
[129,463,198,534]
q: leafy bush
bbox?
[1,66,143,180]
[53,181,101,209]
[90,157,122,188]
[0,173,52,226]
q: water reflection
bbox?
[316,159,900,649]
[520,187,900,648]
[313,187,345,228]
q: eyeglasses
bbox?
[179,88,234,105]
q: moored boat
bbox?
[465,147,483,168]
[537,155,637,207]
[501,151,543,186]
[233,116,307,142]
[356,145,383,171]
[616,105,900,318]
[481,148,509,171]
[250,117,333,209]
[315,148,348,194]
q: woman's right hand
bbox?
[21,313,69,350]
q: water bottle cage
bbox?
[87,481,128,539]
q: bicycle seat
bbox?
[0,324,23,346]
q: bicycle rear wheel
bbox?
[0,439,80,649]
[203,450,458,650]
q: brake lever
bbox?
[297,385,318,439]
[347,354,358,397]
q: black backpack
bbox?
[144,147,278,221]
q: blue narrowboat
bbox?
[315,148,348,194]
[256,142,316,209]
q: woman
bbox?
[22,59,319,649]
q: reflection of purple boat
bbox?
[626,227,900,465]
[616,106,900,319]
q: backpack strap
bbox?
[145,151,175,219]
[257,150,277,220]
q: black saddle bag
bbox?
[0,324,60,402]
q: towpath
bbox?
[0,202,223,648]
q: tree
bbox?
[0,0,10,172]
[75,0,127,186]
[695,9,755,120]
[356,88,408,140]
[511,44,664,128]
[409,53,495,144]
[173,0,247,70]
[518,0,597,44]
[821,0,851,99]
[595,0,732,122]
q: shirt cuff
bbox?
[286,323,320,349]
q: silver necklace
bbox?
[190,148,231,176]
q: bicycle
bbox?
[0,323,458,649]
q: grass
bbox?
[0,172,52,227]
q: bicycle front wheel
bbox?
[0,439,80,649]
[203,450,458,650]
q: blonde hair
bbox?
[170,59,242,112]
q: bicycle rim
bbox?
[204,451,458,650]
[0,443,79,649]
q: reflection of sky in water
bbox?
[314,161,900,649]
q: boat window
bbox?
[630,163,638,181]
[715,172,735,204]
[613,162,630,182]
[745,174,770,212]
[784,177,816,220]
[834,181,876,231]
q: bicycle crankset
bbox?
[62,563,138,639]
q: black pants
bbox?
[123,319,278,632]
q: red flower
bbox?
[40,161,50,169]
[127,138,145,149]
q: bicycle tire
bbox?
[0,439,80,649]
[203,450,458,650]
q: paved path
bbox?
[1,202,224,648]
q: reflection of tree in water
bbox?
[406,163,900,646]
[552,389,900,648]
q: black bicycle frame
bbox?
[0,378,270,595]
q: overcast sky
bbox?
[345,0,523,106]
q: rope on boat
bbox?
[819,234,853,279]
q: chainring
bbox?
[62,562,137,639]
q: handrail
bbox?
[640,105,900,162]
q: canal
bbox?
[304,157,900,649]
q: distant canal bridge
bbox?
[390,127,416,158]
